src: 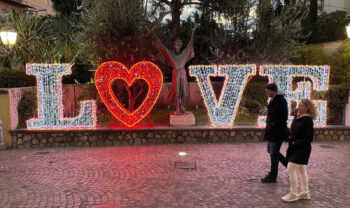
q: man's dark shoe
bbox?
[261,175,277,183]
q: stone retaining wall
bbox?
[10,126,350,149]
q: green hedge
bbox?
[0,68,35,88]
[307,11,350,44]
[17,90,37,129]
[241,78,268,113]
[291,41,350,124]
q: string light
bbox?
[190,65,256,128]
[24,63,330,130]
[95,61,163,127]
[258,65,330,127]
[26,64,96,130]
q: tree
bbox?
[309,0,317,23]
[80,0,155,64]
[308,11,350,44]
[149,0,191,41]
[8,11,54,64]
[149,0,236,42]
[80,0,161,112]
[48,15,82,62]
[51,0,82,16]
[151,0,308,64]
[180,12,228,65]
[5,10,82,66]
[254,0,308,63]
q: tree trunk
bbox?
[171,0,181,42]
[145,0,148,14]
[123,82,133,112]
[310,0,318,23]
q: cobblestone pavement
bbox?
[0,141,349,208]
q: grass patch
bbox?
[95,106,260,127]
[234,113,258,126]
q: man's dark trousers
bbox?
[267,141,288,179]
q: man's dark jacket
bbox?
[264,94,289,143]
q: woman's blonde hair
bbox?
[300,99,317,120]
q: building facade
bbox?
[0,0,55,16]
[0,0,29,15]
[319,0,350,14]
[26,0,55,15]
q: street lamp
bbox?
[0,30,16,150]
[0,31,17,48]
[347,24,350,39]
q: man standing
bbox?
[261,83,289,183]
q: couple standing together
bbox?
[261,83,316,203]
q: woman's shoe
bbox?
[298,192,311,200]
[281,193,299,202]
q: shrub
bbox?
[241,79,268,113]
[0,68,35,88]
[291,41,350,124]
[289,46,327,65]
[62,56,94,84]
[17,90,37,129]
[314,84,350,124]
[328,42,350,85]
[308,11,350,44]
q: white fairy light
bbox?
[178,152,187,156]
[190,65,256,127]
[26,64,96,130]
[258,65,330,127]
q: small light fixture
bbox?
[178,152,187,156]
[347,24,350,39]
[0,31,17,48]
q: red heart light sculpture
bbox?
[95,61,163,127]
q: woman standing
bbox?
[281,99,316,202]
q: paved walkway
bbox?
[0,141,349,208]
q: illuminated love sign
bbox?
[95,61,163,127]
[25,62,329,130]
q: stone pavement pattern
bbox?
[0,142,349,208]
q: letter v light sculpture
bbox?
[190,65,256,127]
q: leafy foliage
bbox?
[254,0,309,63]
[292,41,350,124]
[307,11,350,44]
[328,42,350,85]
[290,46,327,65]
[292,41,350,85]
[51,0,82,16]
[8,11,53,64]
[17,90,37,129]
[0,10,88,85]
[2,10,80,66]
[80,0,156,66]
[46,15,80,63]
[0,68,35,88]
